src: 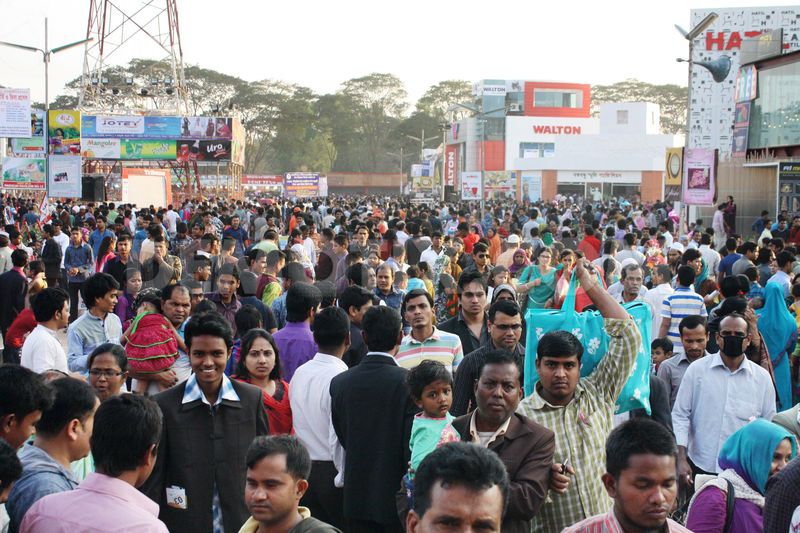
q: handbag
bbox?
[523,270,652,414]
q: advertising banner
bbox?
[731,102,751,157]
[48,110,81,155]
[285,173,320,197]
[484,171,516,197]
[47,155,83,198]
[0,88,32,138]
[318,176,328,197]
[735,65,758,103]
[81,115,182,139]
[242,175,283,186]
[444,145,458,187]
[82,138,121,159]
[231,118,246,166]
[198,140,231,161]
[682,148,718,206]
[520,171,542,202]
[460,172,482,200]
[181,117,233,140]
[665,147,683,202]
[120,139,177,160]
[1,157,46,189]
[122,168,172,207]
[11,109,45,156]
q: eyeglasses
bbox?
[89,369,124,378]
[493,323,522,331]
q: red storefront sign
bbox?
[445,145,458,187]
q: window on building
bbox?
[534,89,582,109]
[519,142,555,158]
[749,59,800,149]
[617,110,629,125]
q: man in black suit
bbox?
[141,311,269,533]
[0,249,29,364]
[330,305,417,533]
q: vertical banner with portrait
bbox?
[11,109,46,156]
[520,172,542,202]
[460,172,482,200]
[48,110,81,155]
[681,148,718,206]
[48,155,83,198]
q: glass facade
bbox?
[533,88,583,109]
[749,60,800,149]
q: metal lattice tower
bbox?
[79,0,188,115]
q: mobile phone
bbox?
[560,457,570,475]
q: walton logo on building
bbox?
[532,125,582,134]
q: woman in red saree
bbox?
[232,328,292,434]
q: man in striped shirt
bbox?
[396,289,463,372]
[658,265,707,351]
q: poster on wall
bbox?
[520,171,542,202]
[48,110,81,155]
[285,173,320,197]
[0,88,32,138]
[460,172,481,200]
[664,147,683,203]
[47,155,83,197]
[1,157,46,189]
[682,148,718,206]
[11,109,46,156]
[484,171,516,198]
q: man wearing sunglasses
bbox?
[461,242,493,282]
[451,299,525,416]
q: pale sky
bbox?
[1,0,798,107]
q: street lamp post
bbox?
[0,18,93,111]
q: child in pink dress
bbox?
[122,288,186,394]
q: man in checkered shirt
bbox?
[517,259,642,533]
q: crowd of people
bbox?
[1,191,800,532]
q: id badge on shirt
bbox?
[166,485,188,509]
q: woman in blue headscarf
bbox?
[758,282,798,412]
[686,418,796,533]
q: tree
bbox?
[591,79,687,135]
[339,73,408,172]
[415,80,474,121]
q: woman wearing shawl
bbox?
[758,282,798,411]
[508,248,530,279]
[686,419,795,533]
[517,247,559,309]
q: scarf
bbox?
[687,469,764,518]
[758,283,798,367]
[508,249,530,276]
[720,418,796,494]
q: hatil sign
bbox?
[96,115,144,135]
[704,30,787,51]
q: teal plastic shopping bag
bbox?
[523,271,652,414]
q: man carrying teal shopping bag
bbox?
[517,259,642,533]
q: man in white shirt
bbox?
[164,205,180,238]
[644,265,674,336]
[769,250,794,299]
[395,221,410,246]
[51,221,70,272]
[615,234,645,266]
[698,234,721,275]
[659,222,674,248]
[289,306,349,530]
[21,288,70,373]
[712,204,727,250]
[419,231,445,270]
[672,314,775,482]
